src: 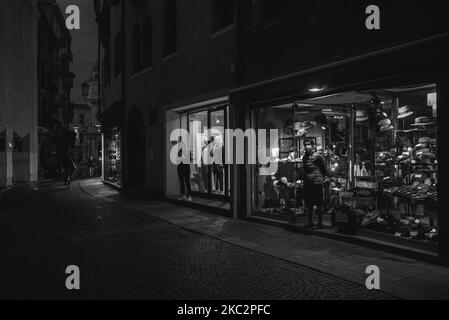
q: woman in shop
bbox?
[301,138,329,228]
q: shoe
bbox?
[186,196,192,202]
[178,196,186,201]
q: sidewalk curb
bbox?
[0,183,29,209]
[0,179,55,209]
[79,180,404,299]
[0,187,9,208]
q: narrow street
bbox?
[0,180,396,300]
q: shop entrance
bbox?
[127,107,145,189]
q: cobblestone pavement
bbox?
[0,180,397,300]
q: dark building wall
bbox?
[236,0,449,85]
[101,0,235,194]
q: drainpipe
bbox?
[121,0,127,190]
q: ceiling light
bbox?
[309,87,324,93]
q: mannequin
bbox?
[176,136,192,201]
[301,138,329,228]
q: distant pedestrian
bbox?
[88,156,95,177]
[63,156,77,188]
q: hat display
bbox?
[415,148,431,156]
[290,121,313,131]
[380,125,393,132]
[410,116,435,126]
[361,210,380,227]
[301,121,313,129]
[378,118,393,132]
[356,110,369,122]
[296,128,308,138]
[418,137,431,144]
[378,118,391,128]
[397,106,414,119]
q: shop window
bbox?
[104,129,122,186]
[132,24,142,73]
[163,0,178,57]
[212,0,234,33]
[186,106,229,198]
[142,16,153,68]
[252,85,438,250]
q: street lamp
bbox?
[81,82,89,98]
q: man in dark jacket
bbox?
[301,138,329,228]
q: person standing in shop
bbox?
[176,136,192,201]
[301,138,329,228]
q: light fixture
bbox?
[309,87,324,93]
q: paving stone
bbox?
[0,180,397,300]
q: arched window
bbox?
[142,16,153,68]
[164,0,177,56]
[132,24,142,73]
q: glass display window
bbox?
[104,128,122,186]
[187,105,230,199]
[251,84,438,249]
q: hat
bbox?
[397,106,414,119]
[290,122,302,131]
[411,116,435,126]
[296,128,308,138]
[301,121,313,129]
[415,148,431,156]
[379,118,393,132]
[361,210,380,227]
[418,137,431,144]
[356,110,369,122]
[378,118,391,128]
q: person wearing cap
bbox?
[301,138,329,228]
